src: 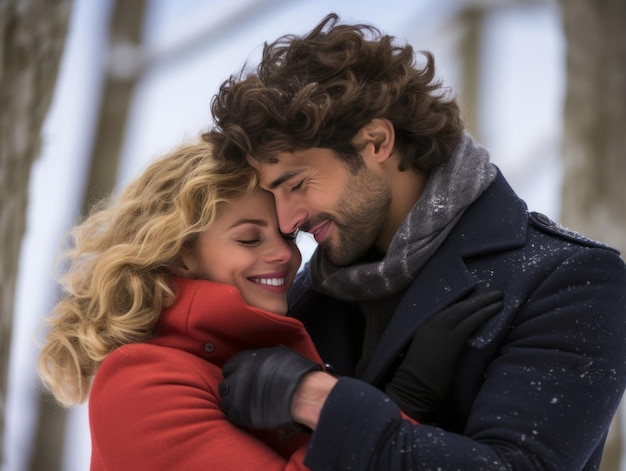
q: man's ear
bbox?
[357,118,395,163]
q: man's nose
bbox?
[275,195,306,235]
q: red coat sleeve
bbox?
[89,343,311,471]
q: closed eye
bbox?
[237,239,261,247]
[291,180,304,192]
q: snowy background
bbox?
[6,1,621,470]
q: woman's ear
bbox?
[358,118,395,163]
[169,248,196,278]
[169,262,191,278]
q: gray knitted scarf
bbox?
[309,132,497,301]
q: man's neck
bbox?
[376,166,427,253]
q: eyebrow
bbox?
[228,218,269,230]
[267,170,303,190]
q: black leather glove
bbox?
[385,290,504,422]
[219,345,323,430]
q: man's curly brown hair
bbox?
[204,13,464,173]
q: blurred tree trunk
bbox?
[458,7,486,142]
[81,0,147,216]
[27,1,147,469]
[559,0,626,470]
[0,0,72,466]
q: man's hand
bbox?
[385,290,504,421]
[219,345,323,430]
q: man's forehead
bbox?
[247,153,305,188]
[246,153,287,169]
[245,154,263,170]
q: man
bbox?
[204,13,626,470]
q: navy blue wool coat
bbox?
[289,171,626,470]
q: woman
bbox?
[38,140,316,470]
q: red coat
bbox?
[89,277,320,470]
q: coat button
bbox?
[536,212,553,226]
[204,343,214,353]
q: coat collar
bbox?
[152,278,322,367]
[451,168,528,258]
[361,170,528,384]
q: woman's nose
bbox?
[265,236,297,264]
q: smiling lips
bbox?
[310,220,331,244]
[250,276,286,286]
[248,274,289,292]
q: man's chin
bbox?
[329,238,381,266]
[322,244,357,267]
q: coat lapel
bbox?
[360,248,476,384]
[360,170,528,385]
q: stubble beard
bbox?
[320,167,391,266]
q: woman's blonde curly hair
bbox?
[37,139,257,407]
